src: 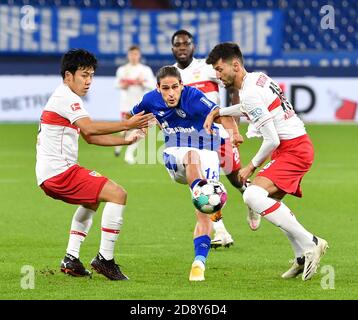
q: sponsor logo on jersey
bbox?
[249,108,263,122]
[200,97,213,108]
[163,125,195,134]
[158,111,165,117]
[70,103,81,111]
[175,108,187,118]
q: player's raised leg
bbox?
[184,150,215,281]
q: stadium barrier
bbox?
[0,75,357,122]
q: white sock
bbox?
[243,185,315,251]
[281,227,305,258]
[213,219,228,234]
[125,142,139,158]
[99,202,125,260]
[66,206,95,259]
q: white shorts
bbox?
[162,147,220,184]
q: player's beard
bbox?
[176,51,194,67]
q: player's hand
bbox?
[124,129,146,144]
[120,79,130,89]
[203,113,215,135]
[126,111,155,129]
[231,132,244,147]
[239,162,256,185]
[204,109,220,134]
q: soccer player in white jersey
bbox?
[35,49,154,280]
[204,42,328,281]
[114,45,156,164]
[171,30,261,249]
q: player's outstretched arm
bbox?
[74,111,155,136]
[81,129,145,146]
[217,115,244,146]
[203,108,220,134]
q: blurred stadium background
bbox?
[0,0,357,122]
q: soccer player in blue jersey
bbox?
[130,66,237,281]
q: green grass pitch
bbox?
[0,123,357,300]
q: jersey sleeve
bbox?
[56,96,89,124]
[191,89,219,117]
[114,66,124,89]
[142,66,156,91]
[242,91,272,130]
[130,95,147,115]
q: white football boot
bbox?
[189,260,205,281]
[302,237,329,281]
[210,231,234,249]
[246,207,261,231]
[281,258,305,279]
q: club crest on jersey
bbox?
[70,103,81,111]
[200,97,213,108]
[175,108,186,118]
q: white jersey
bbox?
[174,58,228,138]
[35,84,89,185]
[115,62,156,112]
[239,72,306,140]
[174,58,224,106]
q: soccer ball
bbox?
[191,179,227,214]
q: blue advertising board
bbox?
[0,6,282,59]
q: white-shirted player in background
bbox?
[204,42,328,281]
[114,45,156,164]
[171,30,261,249]
[36,49,154,280]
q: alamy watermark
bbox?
[320,265,335,290]
[20,265,35,289]
[20,5,36,31]
[320,5,335,30]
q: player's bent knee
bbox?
[116,185,127,204]
[100,181,127,204]
[243,185,269,209]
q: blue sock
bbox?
[193,235,211,264]
[190,178,201,190]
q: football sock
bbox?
[125,141,138,153]
[212,218,228,234]
[280,227,305,258]
[66,206,95,259]
[190,178,201,190]
[243,185,316,251]
[99,202,125,260]
[193,235,211,264]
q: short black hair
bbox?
[171,29,194,45]
[156,66,182,84]
[60,49,97,79]
[206,42,244,65]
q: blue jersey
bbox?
[131,86,221,151]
